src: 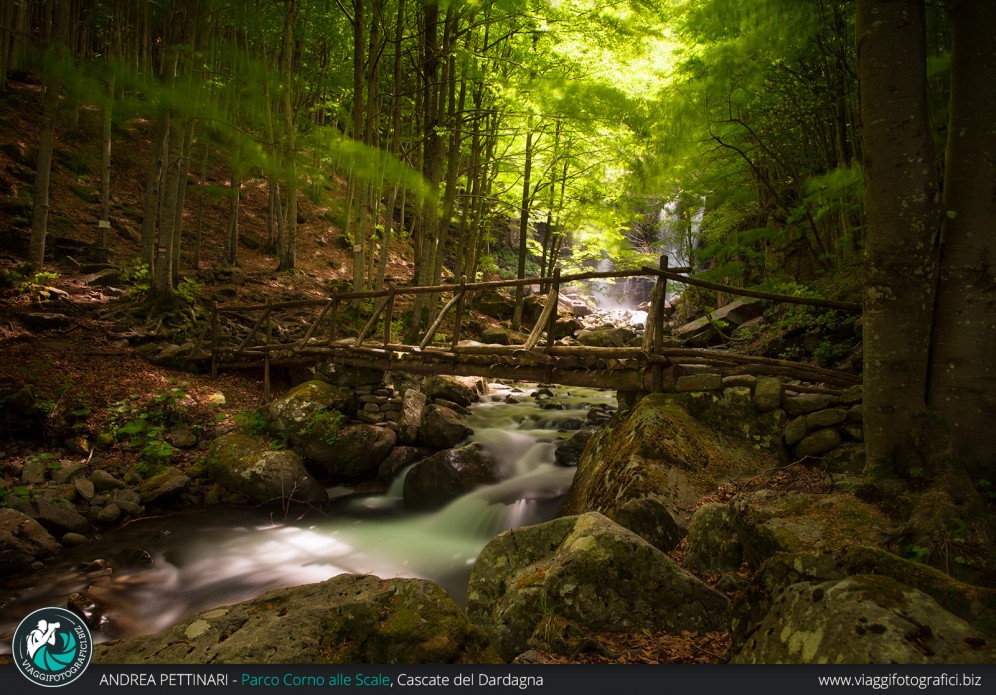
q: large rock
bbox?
[204,433,327,505]
[418,404,472,449]
[398,389,427,445]
[0,508,61,575]
[575,327,633,348]
[731,575,994,664]
[685,503,743,572]
[481,327,528,345]
[314,364,385,388]
[467,513,729,661]
[403,444,499,510]
[424,375,484,407]
[266,381,356,440]
[559,393,772,538]
[301,423,397,482]
[732,489,888,568]
[680,389,786,455]
[94,574,498,664]
[138,466,191,505]
[377,446,432,484]
[731,546,996,646]
[472,289,516,320]
[19,499,92,535]
[752,376,783,413]
[553,429,594,467]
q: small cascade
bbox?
[0,382,616,648]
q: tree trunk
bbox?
[512,127,534,328]
[140,109,169,272]
[151,115,183,298]
[28,1,70,267]
[97,76,114,252]
[856,0,941,477]
[278,0,298,271]
[926,0,996,478]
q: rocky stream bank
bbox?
[3,362,994,665]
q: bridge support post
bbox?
[264,301,272,401]
[650,255,669,392]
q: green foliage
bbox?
[121,258,151,298]
[107,384,188,465]
[235,408,268,436]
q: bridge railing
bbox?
[206,258,861,398]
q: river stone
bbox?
[96,503,121,524]
[467,512,729,661]
[551,317,583,340]
[90,469,125,491]
[403,443,499,511]
[806,408,846,429]
[300,423,397,482]
[837,384,863,405]
[424,375,484,407]
[314,363,384,388]
[472,289,516,320]
[21,457,47,483]
[782,394,834,416]
[0,508,61,575]
[52,462,88,484]
[74,477,95,501]
[576,326,633,348]
[732,489,888,568]
[731,575,994,664]
[266,380,357,442]
[752,377,783,412]
[481,326,528,345]
[398,389,427,444]
[204,432,328,505]
[554,429,594,467]
[21,499,92,535]
[139,466,191,505]
[847,404,863,423]
[842,424,864,442]
[611,496,684,553]
[93,574,498,664]
[685,503,743,572]
[560,393,772,537]
[377,446,432,484]
[783,416,808,446]
[417,404,472,449]
[792,427,841,458]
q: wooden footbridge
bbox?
[206,258,862,398]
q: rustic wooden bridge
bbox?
[206,258,862,398]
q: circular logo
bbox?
[12,607,92,687]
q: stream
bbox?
[0,382,615,649]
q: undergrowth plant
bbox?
[107,382,190,470]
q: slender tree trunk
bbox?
[140,109,169,272]
[512,127,534,328]
[170,118,194,287]
[225,165,241,266]
[152,115,183,298]
[97,76,114,252]
[278,0,298,271]
[28,1,70,267]
[926,0,996,478]
[856,0,941,477]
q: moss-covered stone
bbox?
[731,575,994,664]
[94,575,498,664]
[204,432,327,505]
[138,466,190,506]
[686,503,743,572]
[467,513,728,661]
[732,489,889,568]
[559,393,775,536]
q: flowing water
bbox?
[0,383,615,648]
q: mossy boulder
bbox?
[424,375,485,407]
[94,574,499,664]
[302,423,397,482]
[731,575,994,664]
[0,508,61,576]
[467,512,729,662]
[731,546,996,650]
[204,433,327,505]
[685,503,743,572]
[559,393,773,540]
[679,389,787,456]
[138,466,190,505]
[417,404,472,449]
[732,489,889,568]
[266,380,356,441]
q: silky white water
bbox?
[0,382,614,646]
